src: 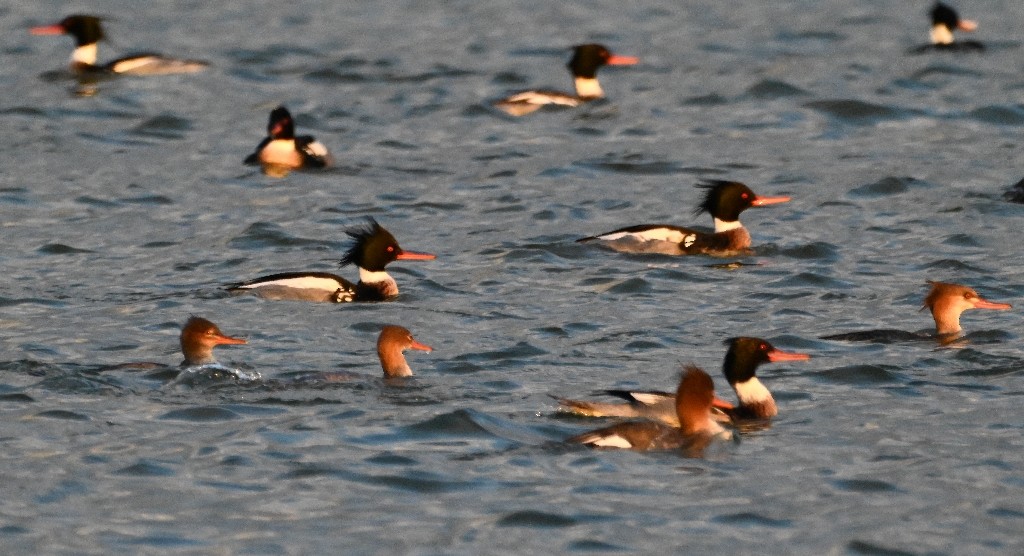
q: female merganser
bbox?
[821,281,1011,343]
[297,325,433,384]
[567,366,732,454]
[911,2,983,53]
[30,15,208,75]
[179,316,247,367]
[577,180,792,256]
[558,337,810,426]
[377,325,433,378]
[227,218,436,303]
[493,44,638,116]
[244,106,333,176]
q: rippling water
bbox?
[3,0,1024,553]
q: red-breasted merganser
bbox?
[558,337,810,426]
[244,106,333,176]
[227,218,436,303]
[298,325,433,383]
[493,44,638,116]
[822,281,1011,343]
[577,180,792,256]
[911,2,983,53]
[377,325,433,378]
[179,316,247,367]
[567,366,732,454]
[30,15,208,75]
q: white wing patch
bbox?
[502,91,581,107]
[629,393,672,406]
[597,228,687,243]
[587,434,634,448]
[682,234,697,248]
[237,276,342,291]
[304,140,331,159]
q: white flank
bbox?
[713,218,744,233]
[72,44,98,66]
[588,434,633,448]
[574,77,605,99]
[598,228,687,243]
[930,24,954,45]
[733,377,772,405]
[237,276,342,291]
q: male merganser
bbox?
[179,316,247,367]
[558,337,810,426]
[821,281,1011,343]
[30,15,208,75]
[227,218,436,303]
[244,106,333,176]
[911,2,983,53]
[567,366,732,454]
[577,180,792,256]
[493,44,638,116]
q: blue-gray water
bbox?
[3,0,1024,553]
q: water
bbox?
[3,0,1024,553]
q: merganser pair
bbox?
[911,2,984,53]
[244,106,333,176]
[227,218,436,303]
[558,337,810,427]
[568,366,732,454]
[577,180,792,256]
[30,15,208,75]
[493,44,638,116]
[821,281,1011,343]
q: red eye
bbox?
[741,193,749,199]
[387,246,395,252]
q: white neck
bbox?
[574,77,604,99]
[733,377,773,405]
[931,25,954,45]
[72,44,99,66]
[359,268,393,284]
[713,218,744,233]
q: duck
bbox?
[30,14,208,75]
[557,337,810,426]
[493,44,638,116]
[911,2,983,53]
[227,218,436,303]
[821,281,1011,343]
[577,180,792,256]
[179,316,247,367]
[244,106,333,176]
[377,325,433,378]
[567,366,732,454]
[296,325,433,384]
